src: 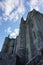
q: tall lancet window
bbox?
[33,31,36,39]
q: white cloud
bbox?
[3,15,8,21]
[1,0,43,23]
[29,0,39,11]
[5,27,12,33]
[27,0,43,11]
[30,6,39,11]
[3,0,19,16]
[17,0,25,15]
[9,0,25,21]
[8,0,25,22]
[0,0,25,22]
[10,28,19,38]
[9,11,19,21]
[5,27,19,38]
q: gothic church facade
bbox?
[0,9,43,65]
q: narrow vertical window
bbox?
[31,23,33,28]
[33,31,36,39]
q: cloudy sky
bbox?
[0,0,43,51]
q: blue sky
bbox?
[0,0,43,51]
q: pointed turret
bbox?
[21,17,25,24]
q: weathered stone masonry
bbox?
[0,9,43,65]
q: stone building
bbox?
[0,9,43,65]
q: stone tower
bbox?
[1,36,16,56]
[1,36,10,53]
[16,17,27,64]
[25,9,43,61]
